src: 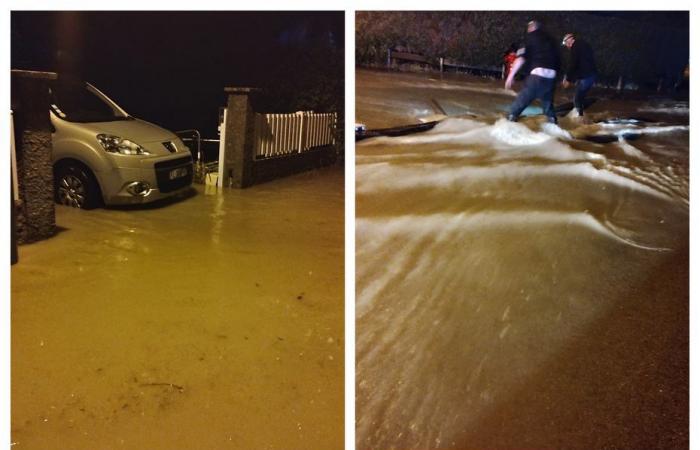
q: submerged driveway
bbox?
[11,167,344,449]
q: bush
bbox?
[356,11,688,86]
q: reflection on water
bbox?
[11,168,344,449]
[356,70,688,449]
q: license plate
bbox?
[169,167,188,180]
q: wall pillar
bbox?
[11,179,18,264]
[11,70,57,243]
[221,87,259,189]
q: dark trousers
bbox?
[574,75,596,115]
[508,75,557,122]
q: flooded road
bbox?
[356,69,688,449]
[11,168,344,449]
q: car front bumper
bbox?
[98,154,194,205]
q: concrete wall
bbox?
[252,145,337,185]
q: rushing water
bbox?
[356,70,689,449]
[11,168,344,449]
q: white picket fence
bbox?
[254,111,337,159]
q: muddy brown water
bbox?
[356,69,688,449]
[11,168,344,449]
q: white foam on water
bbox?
[488,118,554,145]
[357,211,672,253]
[356,212,474,321]
[541,122,574,140]
[612,165,689,206]
[638,103,689,115]
[418,114,448,123]
[357,116,688,208]
[357,140,602,165]
[360,118,599,164]
[412,108,434,117]
[432,144,594,162]
[564,108,580,119]
[649,166,689,201]
[356,160,672,202]
[616,139,651,161]
[597,123,689,136]
[362,116,574,147]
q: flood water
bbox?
[356,69,688,449]
[11,168,344,449]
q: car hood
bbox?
[76,118,177,144]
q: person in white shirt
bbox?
[505,20,561,124]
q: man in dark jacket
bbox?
[561,33,597,116]
[505,20,560,124]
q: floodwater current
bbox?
[11,168,344,449]
[356,69,689,449]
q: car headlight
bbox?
[96,134,150,155]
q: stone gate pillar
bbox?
[11,70,57,243]
[220,87,259,189]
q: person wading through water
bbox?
[505,20,560,124]
[561,33,598,117]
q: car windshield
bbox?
[49,81,129,123]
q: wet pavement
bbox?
[11,167,344,449]
[356,69,688,449]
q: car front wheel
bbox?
[55,164,101,209]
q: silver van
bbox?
[50,80,193,208]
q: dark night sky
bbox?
[11,11,344,138]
